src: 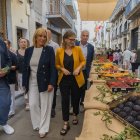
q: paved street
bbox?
[0,92,84,140]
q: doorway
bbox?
[131,28,138,50]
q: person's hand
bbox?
[73,67,80,76]
[0,70,6,78]
[47,85,54,92]
[61,68,71,75]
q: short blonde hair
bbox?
[33,28,48,47]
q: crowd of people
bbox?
[99,47,140,77]
[0,28,94,138]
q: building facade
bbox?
[0,0,7,39]
[94,21,111,49]
[110,0,130,51]
[2,0,77,48]
[46,0,77,45]
[6,0,30,48]
[125,0,140,49]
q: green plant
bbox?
[94,111,140,140]
[94,111,118,134]
[100,125,140,140]
[0,66,10,73]
[94,86,122,103]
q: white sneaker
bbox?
[2,124,15,135]
[8,111,15,117]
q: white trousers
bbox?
[9,84,16,114]
[29,84,54,134]
[18,73,24,94]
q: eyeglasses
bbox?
[67,38,76,41]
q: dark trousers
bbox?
[131,63,136,73]
[52,85,57,109]
[52,72,58,110]
[80,70,87,104]
[0,79,11,125]
[59,76,80,121]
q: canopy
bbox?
[78,0,116,3]
[77,0,117,21]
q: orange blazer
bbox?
[55,46,86,88]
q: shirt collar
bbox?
[80,42,88,48]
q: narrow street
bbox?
[0,91,84,140]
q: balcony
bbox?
[46,0,72,28]
[47,21,62,34]
[117,31,122,38]
[65,0,77,19]
[110,0,125,22]
[121,29,128,35]
[125,0,140,20]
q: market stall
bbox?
[76,58,140,140]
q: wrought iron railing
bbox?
[46,0,72,27]
[110,0,124,21]
[125,0,140,16]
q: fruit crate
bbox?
[108,92,140,134]
[117,77,140,87]
[106,80,136,93]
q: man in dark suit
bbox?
[76,30,94,112]
[0,38,14,134]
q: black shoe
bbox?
[72,119,78,125]
[51,109,56,118]
[60,123,70,136]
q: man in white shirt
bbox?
[75,30,94,112]
[122,48,132,70]
[47,30,59,118]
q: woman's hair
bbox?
[33,28,48,47]
[62,30,76,48]
[4,39,11,46]
[18,37,29,48]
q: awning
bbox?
[77,0,117,21]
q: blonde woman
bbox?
[22,28,56,138]
[56,30,86,135]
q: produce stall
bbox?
[76,59,140,140]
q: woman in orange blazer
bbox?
[56,30,86,135]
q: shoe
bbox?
[8,112,15,118]
[51,109,56,118]
[2,124,14,135]
[72,115,78,125]
[25,103,30,111]
[60,123,70,136]
[34,128,39,131]
[39,133,47,138]
[72,119,78,125]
